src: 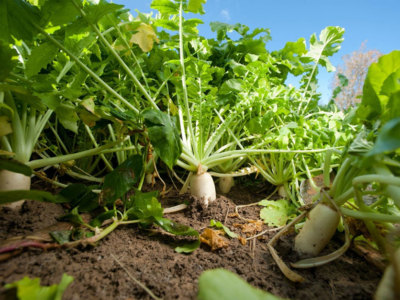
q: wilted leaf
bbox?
[130,23,159,52]
[200,228,229,251]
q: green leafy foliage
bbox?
[156,217,199,237]
[368,118,400,156]
[50,230,72,245]
[102,155,143,204]
[89,210,117,227]
[84,1,124,24]
[187,0,206,14]
[150,0,179,15]
[4,273,73,300]
[357,50,400,123]
[0,41,18,80]
[125,191,200,253]
[198,269,285,300]
[210,219,238,238]
[0,190,68,205]
[0,158,33,176]
[302,26,344,72]
[58,207,84,226]
[259,199,296,227]
[25,42,59,78]
[126,190,163,221]
[0,0,40,43]
[143,109,182,169]
[59,183,99,212]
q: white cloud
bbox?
[220,9,230,21]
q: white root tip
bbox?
[294,203,340,257]
[218,177,234,194]
[0,169,31,210]
[278,185,287,198]
[145,173,154,185]
[190,172,216,208]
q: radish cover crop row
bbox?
[0,0,399,298]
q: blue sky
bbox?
[117,0,400,103]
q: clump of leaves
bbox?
[53,154,200,253]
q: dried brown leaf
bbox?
[238,236,247,246]
[234,220,263,236]
[200,228,229,251]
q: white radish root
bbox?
[0,169,31,210]
[190,172,216,208]
[294,203,340,257]
[278,185,287,198]
[145,173,154,185]
[219,177,234,194]
[375,248,400,300]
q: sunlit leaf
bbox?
[130,23,159,52]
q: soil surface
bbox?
[0,181,382,300]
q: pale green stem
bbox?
[340,207,400,223]
[178,2,197,158]
[84,125,114,171]
[27,141,120,169]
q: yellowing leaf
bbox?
[259,199,296,227]
[130,23,159,52]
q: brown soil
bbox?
[0,182,381,300]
